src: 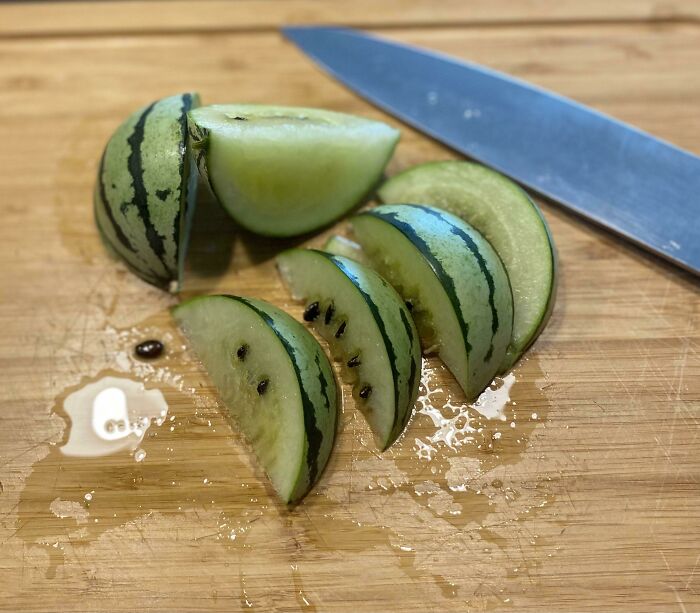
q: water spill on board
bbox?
[291,561,318,612]
[14,368,262,579]
[300,356,561,608]
[7,311,562,611]
[10,317,278,584]
[59,376,168,458]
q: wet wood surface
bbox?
[0,2,698,611]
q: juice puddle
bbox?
[9,312,561,611]
[15,368,277,579]
[302,355,561,608]
[60,376,168,459]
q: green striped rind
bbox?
[328,254,421,447]
[378,161,557,370]
[277,249,421,450]
[351,204,513,400]
[235,297,337,501]
[94,92,200,291]
[186,104,400,237]
[172,295,337,504]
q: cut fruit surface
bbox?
[322,235,367,264]
[95,93,200,291]
[188,104,399,236]
[172,295,338,503]
[350,204,513,400]
[378,161,556,369]
[277,249,421,450]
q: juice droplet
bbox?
[472,372,516,421]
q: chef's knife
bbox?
[283,26,700,277]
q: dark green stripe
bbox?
[313,353,333,415]
[97,149,171,286]
[413,205,500,361]
[364,209,473,360]
[126,101,169,271]
[324,253,403,435]
[398,307,419,435]
[94,208,170,287]
[97,151,137,254]
[231,296,324,489]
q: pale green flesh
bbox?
[94,92,200,291]
[322,235,367,264]
[351,205,513,400]
[378,161,556,369]
[188,104,400,237]
[277,249,421,450]
[173,295,337,503]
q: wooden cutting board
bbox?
[1,2,698,611]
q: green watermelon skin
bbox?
[94,92,200,291]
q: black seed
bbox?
[232,116,248,121]
[236,344,248,360]
[257,378,269,395]
[359,385,372,399]
[324,302,335,324]
[405,299,414,312]
[347,355,361,368]
[335,321,347,338]
[135,339,164,360]
[303,301,320,322]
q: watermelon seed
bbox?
[135,339,164,360]
[303,301,320,322]
[324,302,335,324]
[233,116,248,121]
[236,344,249,360]
[347,355,361,368]
[257,378,270,395]
[359,385,372,399]
[405,300,414,312]
[335,321,347,338]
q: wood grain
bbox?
[1,0,699,37]
[0,4,699,613]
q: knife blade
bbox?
[283,26,700,277]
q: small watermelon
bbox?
[378,161,557,370]
[187,104,399,237]
[277,248,421,450]
[173,294,339,503]
[94,93,200,291]
[350,204,514,400]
